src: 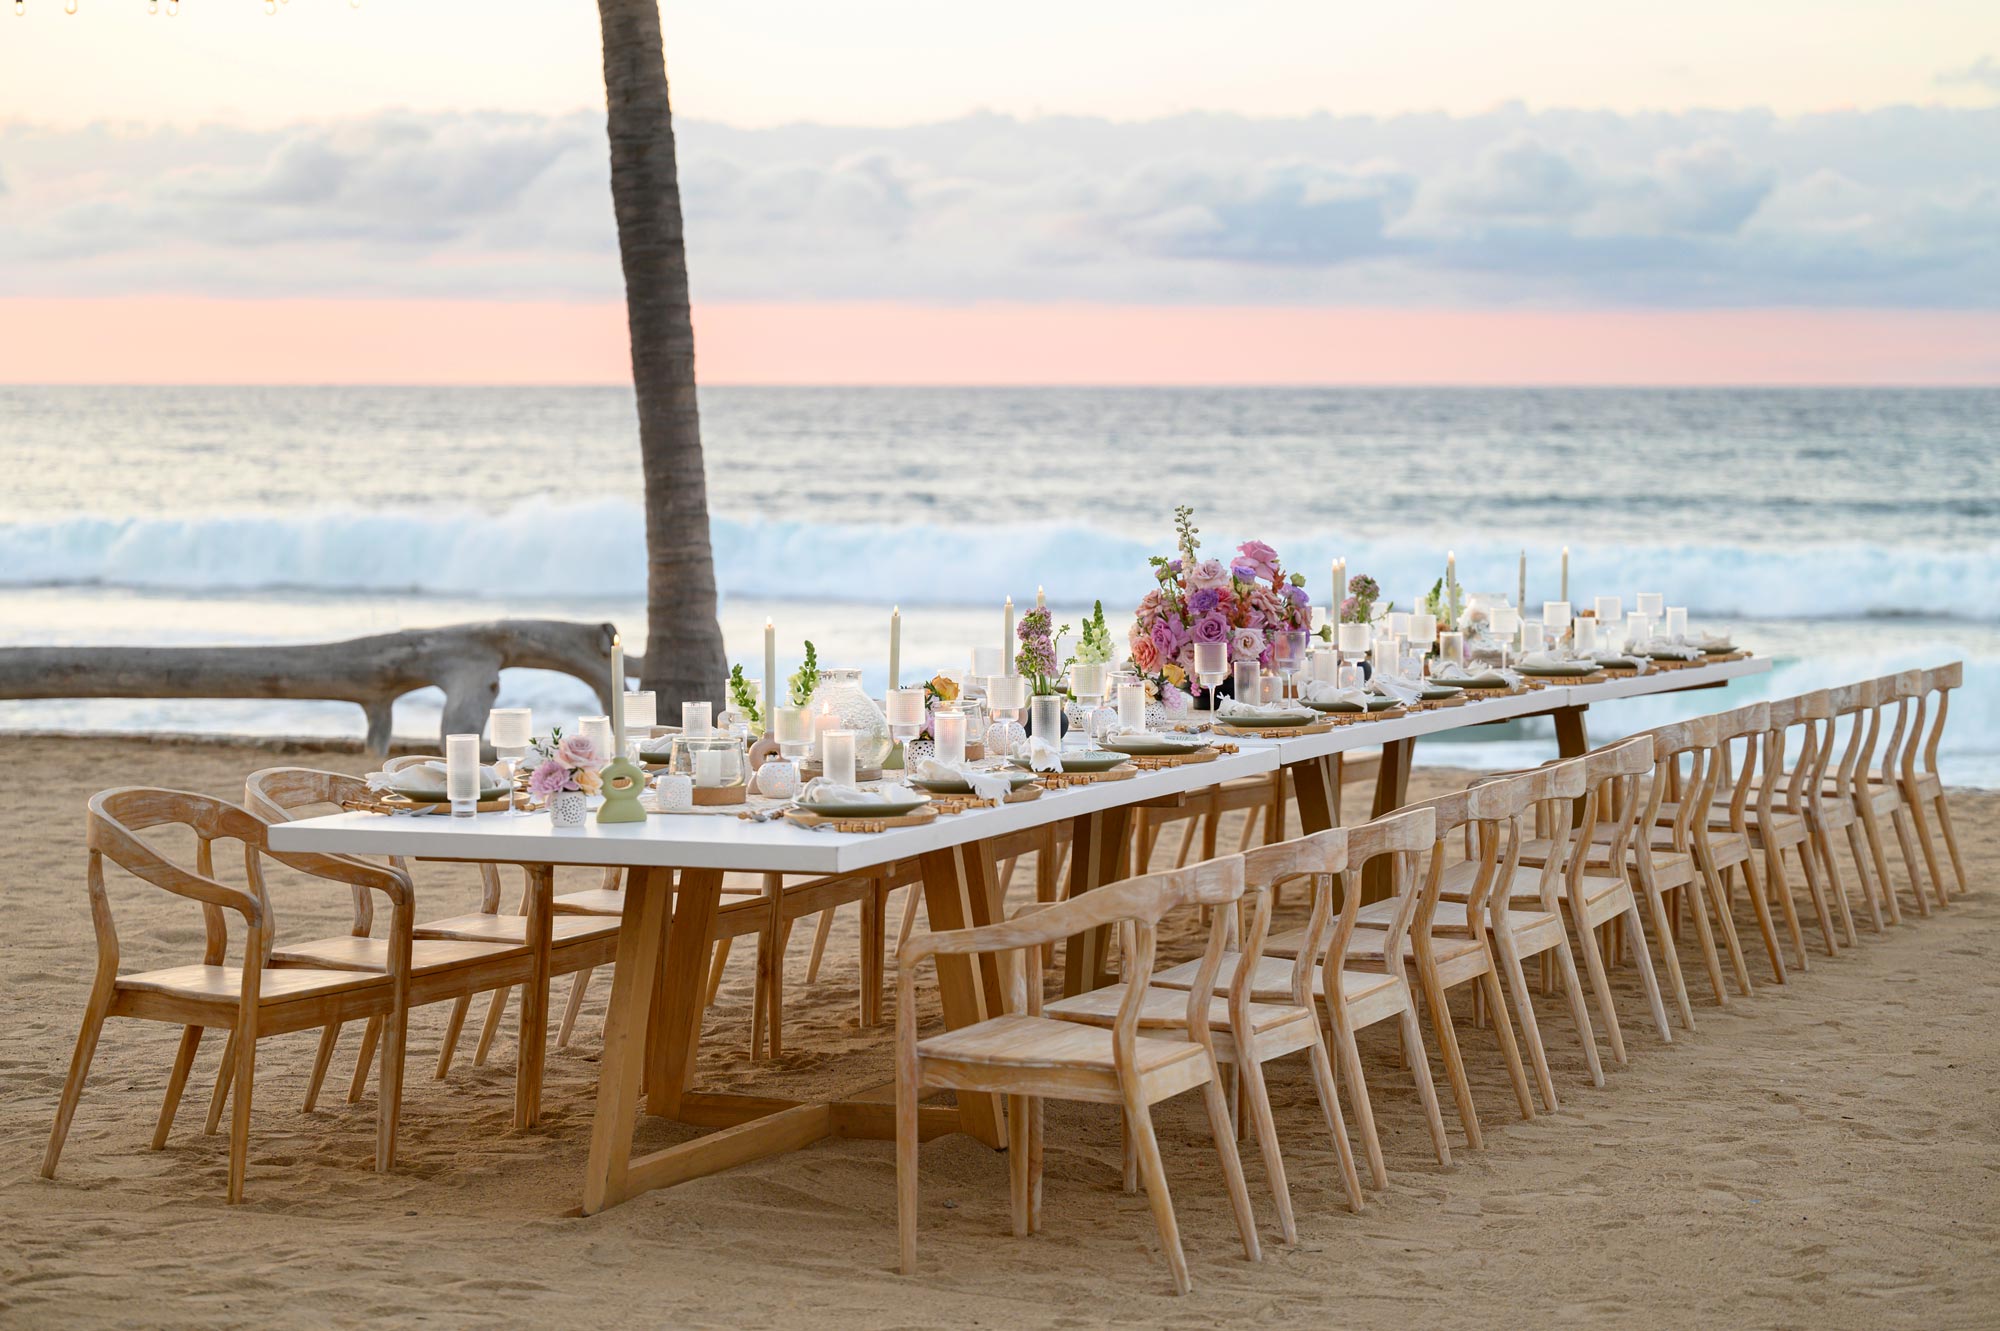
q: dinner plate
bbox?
[387,785,512,804]
[800,795,932,818]
[1304,695,1401,713]
[1208,711,1320,731]
[1701,644,1737,655]
[1418,683,1464,700]
[1100,734,1207,755]
[911,770,1039,795]
[1517,661,1600,677]
[1433,673,1508,689]
[1009,750,1130,773]
[1593,657,1645,670]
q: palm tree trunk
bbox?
[596,0,726,711]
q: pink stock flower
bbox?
[1229,627,1265,662]
[528,758,574,800]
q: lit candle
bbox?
[1446,550,1456,616]
[1035,585,1046,611]
[823,730,856,788]
[934,708,967,766]
[1560,546,1569,603]
[1331,557,1345,619]
[694,747,723,787]
[1518,549,1526,611]
[1118,682,1148,732]
[1002,596,1015,675]
[609,635,626,754]
[763,618,778,732]
[888,605,901,691]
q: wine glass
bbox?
[886,687,926,775]
[1067,661,1106,750]
[489,707,532,817]
[1192,640,1228,719]
[1273,629,1310,701]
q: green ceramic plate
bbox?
[1594,657,1644,670]
[1010,750,1130,773]
[1418,683,1464,700]
[1304,695,1401,713]
[1435,673,1509,689]
[911,770,1039,795]
[1702,644,1737,655]
[1218,711,1318,728]
[1518,661,1600,677]
[388,784,512,804]
[801,795,932,818]
[1100,734,1207,755]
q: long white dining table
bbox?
[268,654,1769,1213]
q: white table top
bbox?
[267,655,1769,874]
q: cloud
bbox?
[0,105,1994,307]
[1937,55,2000,93]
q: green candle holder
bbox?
[595,755,648,824]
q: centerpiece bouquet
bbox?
[1128,505,1321,707]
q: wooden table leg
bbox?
[515,864,553,1130]
[647,867,722,1121]
[581,866,673,1214]
[1554,704,1591,826]
[1362,738,1416,901]
[1291,755,1337,834]
[1061,805,1134,996]
[916,843,1007,1148]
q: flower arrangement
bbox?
[786,640,819,708]
[1128,505,1319,707]
[919,672,960,737]
[1074,600,1115,667]
[1016,605,1071,696]
[727,663,762,728]
[1341,573,1384,624]
[525,727,605,804]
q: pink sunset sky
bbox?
[3,1,1997,385]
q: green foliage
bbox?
[728,663,762,727]
[787,640,819,708]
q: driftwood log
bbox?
[0,619,637,756]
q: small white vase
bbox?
[654,773,695,811]
[548,789,588,828]
[753,759,799,799]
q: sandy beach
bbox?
[2,734,1996,1330]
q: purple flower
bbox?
[1230,627,1264,662]
[1188,587,1220,614]
[1161,682,1188,710]
[528,758,574,800]
[1230,563,1258,584]
[1191,611,1230,644]
[1149,618,1178,659]
[1285,584,1310,608]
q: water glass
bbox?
[1625,612,1653,649]
[1030,694,1064,747]
[1232,660,1261,707]
[1543,601,1572,636]
[1665,606,1689,639]
[774,705,813,760]
[1119,682,1148,732]
[823,730,857,788]
[446,733,481,818]
[1372,637,1399,679]
[1593,595,1622,627]
[1573,617,1599,655]
[933,707,967,766]
[1521,621,1546,654]
[682,700,713,737]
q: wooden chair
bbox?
[1041,828,1366,1243]
[242,767,531,1113]
[1840,674,1941,923]
[43,788,412,1203]
[1872,667,1954,913]
[1822,681,1893,933]
[1903,663,1968,900]
[1684,701,1792,985]
[1777,689,1860,949]
[1356,778,1541,1142]
[896,857,1262,1295]
[1732,694,1844,962]
[1154,807,1451,1190]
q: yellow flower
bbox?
[1162,661,1188,688]
[575,768,603,796]
[928,673,960,702]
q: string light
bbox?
[13,1,25,17]
[64,0,77,12]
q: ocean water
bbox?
[1,386,1994,782]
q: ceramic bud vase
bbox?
[548,789,587,828]
[754,758,800,800]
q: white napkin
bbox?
[1696,630,1734,650]
[1023,735,1065,772]
[1647,642,1706,661]
[914,757,1014,800]
[1590,649,1651,674]
[801,779,905,806]
[1217,697,1314,721]
[366,761,505,793]
[1369,673,1423,706]
[1300,680,1371,708]
[637,734,676,758]
[1518,651,1578,670]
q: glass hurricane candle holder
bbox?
[1635,592,1664,621]
[773,705,813,761]
[1594,595,1622,628]
[1067,662,1107,749]
[983,673,1026,756]
[1273,629,1310,700]
[933,706,967,766]
[1573,617,1599,655]
[1665,606,1688,640]
[808,668,892,768]
[1520,621,1546,655]
[681,701,712,737]
[1118,682,1148,733]
[1543,601,1572,638]
[1030,693,1064,747]
[1372,637,1400,679]
[489,707,532,816]
[822,730,856,788]
[1624,612,1653,651]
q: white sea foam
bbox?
[1,505,1993,622]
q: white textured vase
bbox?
[753,759,800,799]
[548,789,588,829]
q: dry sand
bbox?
[2,735,1996,1330]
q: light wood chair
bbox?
[1871,667,1954,913]
[43,788,412,1203]
[1822,681,1893,932]
[1903,663,1967,900]
[1776,689,1860,949]
[243,767,531,1113]
[1683,701,1792,985]
[1847,674,1939,922]
[896,856,1262,1294]
[1357,778,1542,1141]
[1041,828,1366,1242]
[1732,694,1844,962]
[1153,807,1450,1189]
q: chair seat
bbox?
[1043,983,1313,1036]
[271,935,522,973]
[1153,952,1401,1008]
[414,913,620,945]
[116,964,386,1003]
[916,1013,1206,1075]
[553,888,627,915]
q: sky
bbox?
[3,0,1999,383]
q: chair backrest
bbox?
[1413,770,1533,949]
[1710,701,1772,828]
[1324,807,1437,974]
[1643,714,1717,854]
[244,766,378,936]
[1920,661,1961,776]
[1241,828,1347,1009]
[1788,689,1835,817]
[86,788,273,975]
[1872,671,1923,789]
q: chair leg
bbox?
[347,1014,381,1103]
[1415,965,1481,1150]
[1903,796,1950,911]
[1858,802,1903,926]
[1931,793,1967,895]
[435,995,471,1079]
[895,881,924,955]
[153,1025,205,1148]
[42,989,112,1178]
[1620,902,1672,1042]
[1328,1005,1387,1188]
[473,986,510,1067]
[226,1028,256,1204]
[1395,1001,1452,1166]
[703,938,732,1009]
[1765,842,1811,969]
[376,1005,405,1173]
[1794,841,1840,958]
[302,1022,339,1113]
[896,1069,920,1276]
[1234,1050,1296,1244]
[1007,1093,1032,1239]
[1547,937,1605,1089]
[1698,855,1755,996]
[805,908,837,985]
[1120,1110,1139,1193]
[1811,825,1857,948]
[1302,1033,1365,1212]
[205,1031,237,1135]
[1736,851,1789,983]
[1478,968,1536,1120]
[1889,806,1933,918]
[1196,1075,1263,1265]
[1173,816,1199,869]
[1495,935,1559,1113]
[1124,1095,1194,1294]
[1027,1095,1044,1233]
[558,969,592,1049]
[1642,882,1697,1032]
[1846,817,1890,931]
[1568,913,1627,1068]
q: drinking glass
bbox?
[1068,662,1107,749]
[1593,595,1622,627]
[1192,640,1228,717]
[682,701,712,737]
[489,707,532,817]
[887,686,927,770]
[1635,592,1664,621]
[823,730,857,788]
[933,706,967,766]
[774,705,813,761]
[1573,617,1599,655]
[1520,621,1546,655]
[579,715,613,761]
[446,733,481,818]
[1372,637,1399,679]
[1625,612,1653,651]
[1030,694,1064,749]
[1543,601,1572,637]
[1118,682,1148,733]
[1665,606,1689,640]
[1437,631,1464,669]
[1232,660,1261,710]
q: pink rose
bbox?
[1137,589,1165,618]
[1131,636,1162,673]
[1185,558,1229,590]
[1191,611,1230,644]
[528,757,574,800]
[1236,540,1279,581]
[1229,628,1265,662]
[1149,618,1178,659]
[556,732,601,770]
